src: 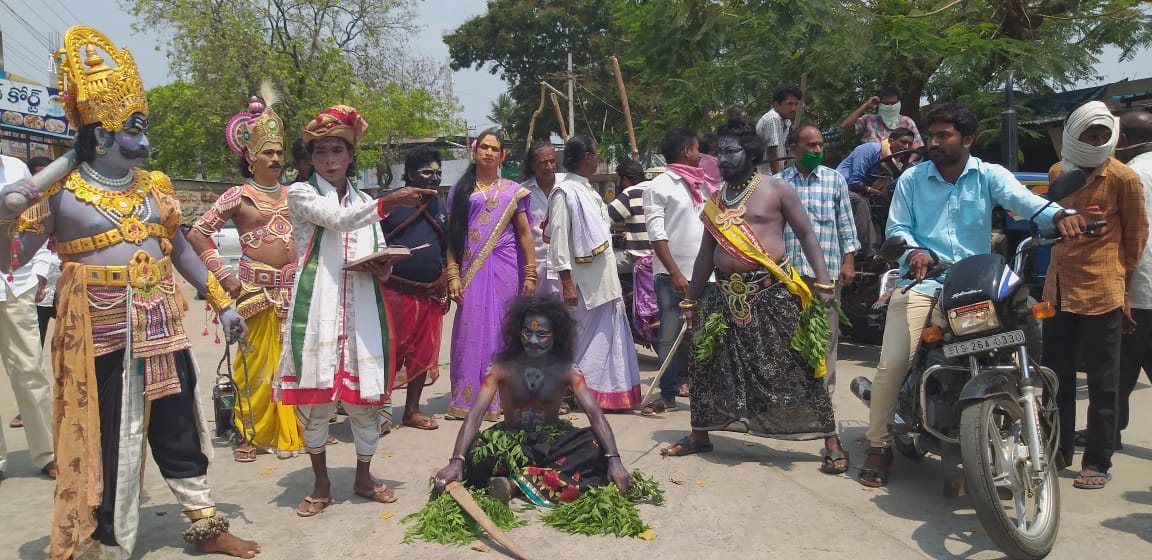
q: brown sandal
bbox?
[233,445,258,463]
[355,483,397,503]
[402,412,439,430]
[819,440,849,475]
[295,496,330,517]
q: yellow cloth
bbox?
[232,308,303,452]
[701,196,827,378]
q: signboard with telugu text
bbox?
[0,78,76,140]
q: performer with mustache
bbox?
[187,87,305,462]
[0,26,258,558]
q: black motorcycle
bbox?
[851,170,1100,559]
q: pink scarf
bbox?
[667,163,706,205]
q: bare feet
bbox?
[195,532,260,558]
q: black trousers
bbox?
[37,303,56,346]
[92,349,209,546]
[1043,308,1121,472]
[1120,308,1152,431]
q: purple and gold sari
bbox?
[448,179,530,419]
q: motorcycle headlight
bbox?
[947,300,1001,337]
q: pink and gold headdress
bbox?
[226,81,284,158]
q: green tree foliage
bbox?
[447,0,1152,161]
[124,0,460,180]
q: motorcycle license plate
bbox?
[942,329,1026,358]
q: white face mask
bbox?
[878,102,902,129]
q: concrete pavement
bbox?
[1,294,1150,559]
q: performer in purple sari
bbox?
[446,130,537,421]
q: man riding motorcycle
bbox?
[857,101,1087,488]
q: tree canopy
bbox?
[446,0,1152,163]
[125,0,460,181]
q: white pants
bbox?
[296,401,379,461]
[0,285,54,472]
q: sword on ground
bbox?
[444,481,531,560]
[641,322,689,406]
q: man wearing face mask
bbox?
[1043,102,1148,490]
[776,125,859,395]
[842,86,924,148]
[188,86,304,462]
[433,296,632,504]
[379,146,449,431]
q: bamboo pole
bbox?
[525,83,548,151]
[610,56,639,162]
[550,93,569,141]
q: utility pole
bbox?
[567,52,575,138]
[0,28,6,76]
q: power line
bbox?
[40,0,78,29]
[0,0,54,50]
[12,0,61,34]
[48,0,82,27]
[4,35,51,68]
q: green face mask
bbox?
[800,150,824,170]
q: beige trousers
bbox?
[0,285,54,471]
[865,289,944,447]
[296,401,380,461]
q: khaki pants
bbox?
[0,285,54,472]
[865,289,944,447]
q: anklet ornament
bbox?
[181,514,229,544]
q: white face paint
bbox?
[520,314,554,358]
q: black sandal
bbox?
[641,400,677,416]
[819,439,850,475]
[857,446,893,488]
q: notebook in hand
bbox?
[343,245,420,271]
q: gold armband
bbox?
[678,299,698,309]
[204,273,233,313]
[812,281,836,291]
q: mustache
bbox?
[269,163,282,169]
[119,146,150,159]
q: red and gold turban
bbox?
[302,105,368,147]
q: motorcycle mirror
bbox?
[880,237,909,261]
[1046,168,1088,202]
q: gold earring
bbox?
[248,163,255,173]
[96,144,107,155]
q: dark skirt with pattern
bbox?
[689,270,836,440]
[464,422,609,506]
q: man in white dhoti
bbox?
[544,134,641,411]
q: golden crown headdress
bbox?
[226,81,284,158]
[53,26,148,132]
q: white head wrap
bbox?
[1061,101,1118,170]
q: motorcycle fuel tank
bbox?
[939,254,1022,311]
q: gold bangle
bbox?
[812,281,836,291]
[678,300,698,309]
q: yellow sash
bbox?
[701,195,827,378]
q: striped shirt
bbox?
[608,182,652,259]
[776,165,860,278]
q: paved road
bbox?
[1,295,1149,559]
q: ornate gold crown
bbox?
[226,82,284,158]
[54,26,148,132]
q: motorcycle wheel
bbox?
[960,396,1060,560]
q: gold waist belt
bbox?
[57,220,170,255]
[238,259,297,288]
[83,253,173,290]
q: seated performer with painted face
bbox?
[433,296,632,505]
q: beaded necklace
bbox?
[721,172,762,207]
[81,162,135,187]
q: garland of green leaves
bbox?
[789,298,850,373]
[469,420,574,475]
[402,487,526,545]
[693,311,729,362]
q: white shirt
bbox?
[546,174,621,309]
[31,248,61,306]
[643,169,705,277]
[0,155,44,300]
[756,109,791,156]
[1125,151,1152,309]
[523,173,567,281]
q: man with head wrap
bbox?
[274,105,437,515]
[1043,101,1148,490]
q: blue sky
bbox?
[1,0,1149,130]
